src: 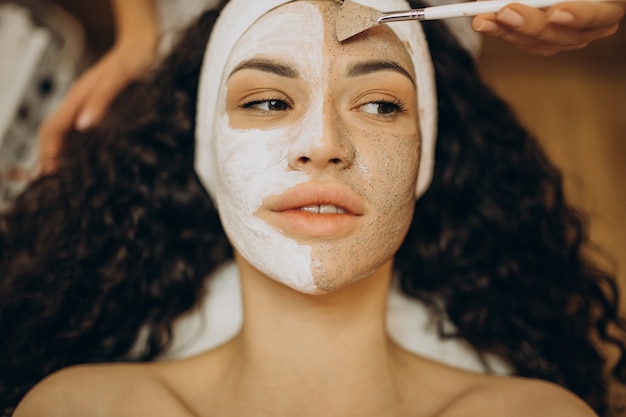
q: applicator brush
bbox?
[336,0,616,42]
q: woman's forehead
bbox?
[225,1,413,78]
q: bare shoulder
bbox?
[13,362,194,417]
[391,346,597,417]
[442,375,598,417]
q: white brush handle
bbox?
[421,0,610,20]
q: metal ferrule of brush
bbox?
[377,9,426,23]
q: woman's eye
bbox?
[359,101,405,116]
[242,99,290,112]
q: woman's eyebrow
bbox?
[346,60,415,87]
[229,59,300,79]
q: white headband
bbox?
[195,0,437,198]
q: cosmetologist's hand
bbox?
[472,1,626,56]
[37,0,157,173]
[37,41,156,173]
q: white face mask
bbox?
[195,0,436,294]
[210,3,324,293]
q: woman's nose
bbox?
[288,108,354,172]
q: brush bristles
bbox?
[335,1,382,42]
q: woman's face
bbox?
[209,1,420,294]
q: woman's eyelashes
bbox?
[234,86,409,124]
[241,98,291,113]
[240,97,407,118]
[358,99,407,119]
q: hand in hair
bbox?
[37,0,158,173]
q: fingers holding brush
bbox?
[472,2,626,56]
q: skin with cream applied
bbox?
[210,1,420,294]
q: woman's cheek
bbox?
[215,115,309,212]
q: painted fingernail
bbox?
[473,19,499,33]
[547,10,575,25]
[75,112,93,131]
[498,9,525,28]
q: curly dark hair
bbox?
[1,1,624,415]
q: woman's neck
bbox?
[217,253,408,416]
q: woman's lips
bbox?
[259,183,365,238]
